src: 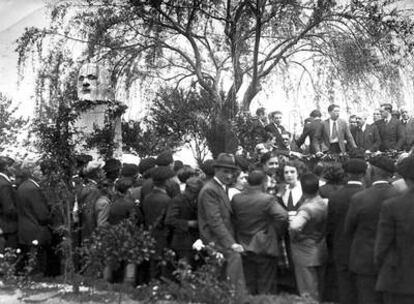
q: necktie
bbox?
[331,121,338,141]
[287,190,294,211]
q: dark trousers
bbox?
[329,143,341,153]
[355,273,382,304]
[336,264,357,304]
[242,252,277,295]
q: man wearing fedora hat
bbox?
[198,153,246,298]
[345,156,398,304]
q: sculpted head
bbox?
[77,63,113,101]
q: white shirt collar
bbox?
[372,181,389,185]
[347,181,363,186]
[213,176,227,192]
[29,178,40,188]
[282,183,302,207]
[0,172,11,183]
[361,123,366,132]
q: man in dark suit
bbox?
[345,156,398,304]
[319,104,356,153]
[400,108,414,151]
[165,177,204,267]
[352,114,381,152]
[0,156,18,250]
[376,103,405,151]
[327,158,366,304]
[15,162,52,275]
[141,166,175,280]
[265,110,286,149]
[296,109,324,154]
[251,107,269,144]
[375,154,414,304]
[231,170,288,295]
[198,153,245,298]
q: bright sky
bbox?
[0,0,44,31]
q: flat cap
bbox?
[343,158,367,174]
[185,176,204,193]
[121,163,139,178]
[397,155,414,180]
[369,155,395,173]
[155,151,174,166]
[138,157,156,174]
[151,166,175,182]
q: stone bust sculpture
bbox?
[77,63,113,102]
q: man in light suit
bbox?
[375,154,414,304]
[198,153,245,298]
[231,170,288,295]
[345,156,398,304]
[319,104,356,153]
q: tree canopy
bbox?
[17,0,414,155]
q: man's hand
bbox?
[231,243,244,253]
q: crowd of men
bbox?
[1,102,414,304]
[252,103,414,156]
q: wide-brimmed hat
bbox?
[212,153,238,170]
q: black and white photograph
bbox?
[1,0,414,303]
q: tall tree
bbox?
[17,0,414,155]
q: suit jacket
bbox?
[296,118,324,153]
[0,174,18,235]
[198,178,235,251]
[345,182,398,275]
[351,123,381,152]
[142,187,171,256]
[251,117,268,142]
[375,188,414,294]
[165,191,199,251]
[16,179,51,245]
[376,117,405,151]
[326,182,364,266]
[319,118,356,153]
[265,123,286,149]
[230,187,288,256]
[401,118,414,151]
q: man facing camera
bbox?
[319,104,356,153]
[376,103,405,151]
